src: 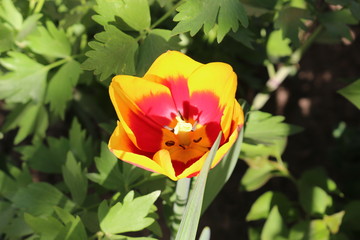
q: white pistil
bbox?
[173,116,193,135]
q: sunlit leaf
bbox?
[338,79,360,109]
[27,21,71,58]
[0,0,23,30]
[172,0,248,42]
[0,52,47,103]
[100,190,160,234]
[240,159,276,191]
[93,0,150,30]
[289,220,330,240]
[324,211,345,234]
[261,206,288,240]
[82,25,138,80]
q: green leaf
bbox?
[55,216,87,240]
[0,22,14,52]
[324,211,345,234]
[0,52,48,103]
[87,142,123,190]
[172,0,248,42]
[137,29,180,75]
[342,200,360,231]
[350,1,360,20]
[0,201,15,233]
[0,170,18,199]
[267,29,292,61]
[18,137,69,173]
[261,206,288,240]
[246,191,292,221]
[299,185,332,216]
[93,0,150,30]
[82,25,138,80]
[289,220,330,240]
[16,13,42,42]
[12,182,75,216]
[319,9,358,41]
[338,79,360,109]
[175,132,222,240]
[1,102,48,144]
[0,0,23,30]
[244,111,302,145]
[45,60,81,119]
[68,118,94,165]
[274,7,309,46]
[24,213,64,240]
[240,158,277,191]
[202,127,244,213]
[100,190,160,234]
[62,152,88,206]
[27,21,71,58]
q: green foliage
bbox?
[172,0,248,42]
[0,0,359,239]
[338,79,360,109]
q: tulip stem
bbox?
[251,25,323,110]
[171,177,191,239]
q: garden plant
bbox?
[0,0,360,239]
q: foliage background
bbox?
[0,0,360,239]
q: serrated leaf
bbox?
[16,13,42,41]
[87,142,124,190]
[18,137,70,173]
[137,29,180,75]
[338,79,360,109]
[0,170,18,199]
[62,152,88,206]
[82,25,138,80]
[261,206,288,240]
[12,182,75,216]
[24,213,63,240]
[0,0,23,30]
[172,0,248,42]
[45,60,81,119]
[55,216,87,240]
[27,21,71,58]
[68,118,94,165]
[274,7,309,46]
[93,0,150,30]
[100,190,160,234]
[0,52,48,103]
[1,102,48,144]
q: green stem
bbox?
[252,25,323,110]
[171,178,191,239]
[150,0,185,30]
[33,0,45,14]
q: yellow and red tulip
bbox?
[108,51,244,181]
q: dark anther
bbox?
[193,137,202,143]
[179,144,186,149]
[165,141,175,146]
[177,110,184,120]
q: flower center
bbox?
[173,116,193,147]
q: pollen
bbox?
[173,116,193,135]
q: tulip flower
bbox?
[108,51,244,181]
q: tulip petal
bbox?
[110,75,178,152]
[153,149,177,181]
[109,122,164,174]
[144,51,203,80]
[188,62,237,113]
